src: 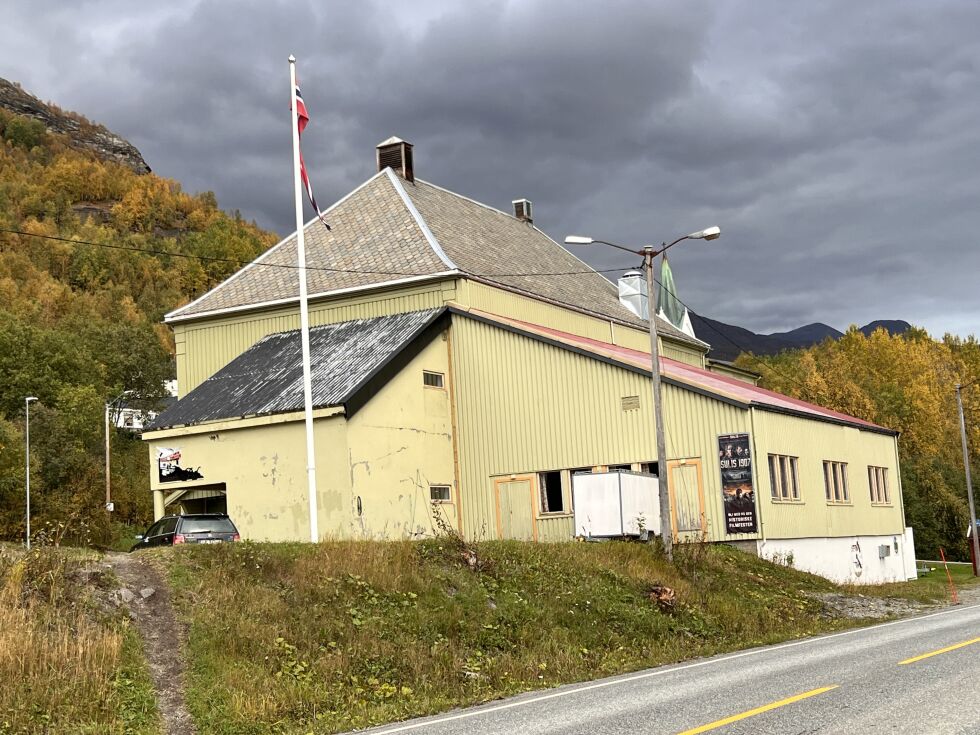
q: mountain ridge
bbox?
[0,77,150,173]
[690,313,912,361]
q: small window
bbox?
[769,454,800,502]
[429,485,451,502]
[607,464,631,472]
[868,466,890,504]
[539,471,565,513]
[823,461,850,504]
[640,461,659,477]
[570,467,592,475]
[423,371,445,388]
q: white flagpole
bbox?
[289,55,319,542]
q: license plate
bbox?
[199,539,222,544]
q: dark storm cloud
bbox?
[3,0,980,337]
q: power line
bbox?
[0,224,818,390]
[0,226,637,279]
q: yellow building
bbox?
[143,137,915,584]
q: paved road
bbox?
[354,602,980,734]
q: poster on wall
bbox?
[718,433,757,534]
[157,447,203,483]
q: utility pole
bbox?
[105,401,112,513]
[644,246,672,561]
[956,383,980,575]
[25,396,37,550]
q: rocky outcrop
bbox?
[0,77,150,174]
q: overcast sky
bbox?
[3,0,979,337]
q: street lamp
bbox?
[24,396,38,550]
[105,391,131,515]
[956,379,980,576]
[564,227,721,561]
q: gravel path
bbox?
[105,552,195,735]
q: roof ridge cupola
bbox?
[376,136,414,182]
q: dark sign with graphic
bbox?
[718,433,757,534]
[157,447,203,483]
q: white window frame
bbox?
[768,454,800,502]
[868,466,890,505]
[429,485,452,503]
[423,370,445,389]
[823,461,850,504]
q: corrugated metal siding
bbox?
[450,317,755,542]
[752,409,905,539]
[662,385,756,542]
[662,342,705,368]
[178,284,452,392]
[464,280,706,367]
[536,515,575,541]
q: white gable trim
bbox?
[386,168,458,271]
[165,271,459,325]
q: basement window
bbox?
[423,371,445,388]
[768,454,800,502]
[539,471,565,514]
[640,462,659,477]
[823,461,850,504]
[868,466,890,505]
[430,485,451,503]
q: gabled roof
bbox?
[148,309,446,429]
[165,168,703,348]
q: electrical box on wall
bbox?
[879,544,891,559]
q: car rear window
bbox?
[179,517,236,534]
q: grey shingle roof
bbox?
[165,168,703,347]
[149,309,445,429]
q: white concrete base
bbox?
[758,529,917,585]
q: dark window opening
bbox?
[640,462,659,477]
[539,471,564,513]
[607,464,631,472]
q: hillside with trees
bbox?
[737,327,980,560]
[0,91,277,545]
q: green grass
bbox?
[161,539,872,735]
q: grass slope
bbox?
[0,544,159,734]
[162,539,896,735]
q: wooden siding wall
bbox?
[460,280,706,369]
[174,282,455,394]
[752,410,905,539]
[449,316,755,542]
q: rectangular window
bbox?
[429,485,451,502]
[768,454,800,502]
[423,371,445,388]
[606,464,631,472]
[823,461,850,504]
[539,471,564,513]
[868,466,890,504]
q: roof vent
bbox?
[512,198,533,224]
[376,136,413,182]
[618,270,648,319]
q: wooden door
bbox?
[667,459,706,539]
[494,475,538,541]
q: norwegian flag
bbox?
[294,85,330,231]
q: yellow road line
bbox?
[899,636,980,665]
[675,685,839,735]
